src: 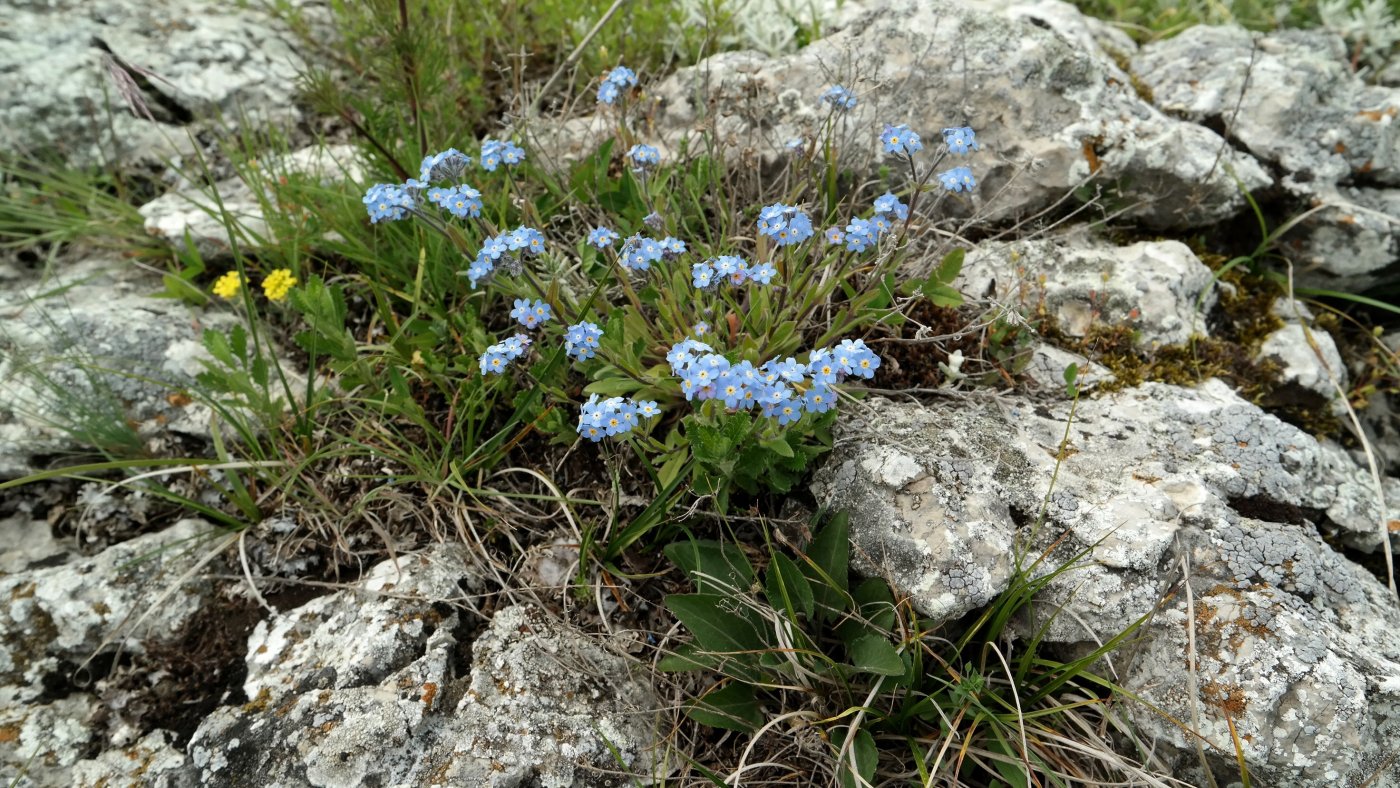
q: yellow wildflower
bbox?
[262,269,297,302]
[212,271,244,299]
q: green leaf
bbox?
[657,642,719,673]
[665,539,755,595]
[850,634,905,676]
[836,727,878,788]
[667,594,767,681]
[764,553,814,621]
[687,682,763,733]
[803,513,850,622]
[923,248,966,306]
[250,354,269,389]
[202,328,235,367]
[667,594,767,654]
[658,451,688,490]
[688,424,731,465]
[1063,362,1079,398]
[760,437,795,458]
[229,324,249,361]
[926,284,964,309]
[936,248,965,282]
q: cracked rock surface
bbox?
[0,0,310,167]
[812,381,1400,785]
[0,256,301,479]
[1134,25,1400,289]
[536,0,1270,230]
[138,144,366,257]
[188,550,661,788]
[959,236,1217,346]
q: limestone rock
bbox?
[0,694,100,787]
[190,595,661,788]
[535,0,1270,229]
[0,519,222,705]
[0,0,310,167]
[69,730,196,788]
[1255,297,1348,416]
[959,237,1217,346]
[0,516,68,575]
[1134,25,1400,288]
[812,381,1400,784]
[0,257,300,478]
[1125,517,1400,787]
[138,144,365,256]
[244,544,478,703]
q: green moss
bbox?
[1104,46,1156,104]
[1032,261,1343,438]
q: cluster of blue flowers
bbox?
[577,394,660,441]
[881,124,924,156]
[820,85,857,111]
[618,234,686,272]
[565,321,604,361]
[479,334,532,375]
[509,298,552,329]
[818,191,907,253]
[597,65,638,105]
[426,185,483,219]
[628,144,661,170]
[665,338,880,423]
[588,226,620,249]
[466,226,546,288]
[420,148,472,180]
[691,256,777,289]
[363,183,414,224]
[756,203,815,247]
[363,145,517,224]
[480,138,525,171]
[938,126,980,192]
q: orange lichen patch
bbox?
[1388,520,1400,533]
[1337,214,1358,225]
[421,683,438,706]
[1356,107,1397,122]
[166,392,193,408]
[1082,140,1103,174]
[1335,141,1348,153]
[1202,681,1249,717]
[241,687,272,714]
[0,723,20,743]
[1194,601,1218,629]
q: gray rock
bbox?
[69,729,196,788]
[191,596,661,788]
[959,236,1217,346]
[1022,344,1116,392]
[0,0,309,167]
[1133,25,1400,288]
[244,544,478,703]
[1124,518,1400,788]
[139,144,366,257]
[813,384,1400,784]
[1256,297,1348,415]
[0,519,222,705]
[0,516,68,575]
[813,379,1398,634]
[0,694,100,788]
[535,0,1270,229]
[0,257,299,478]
